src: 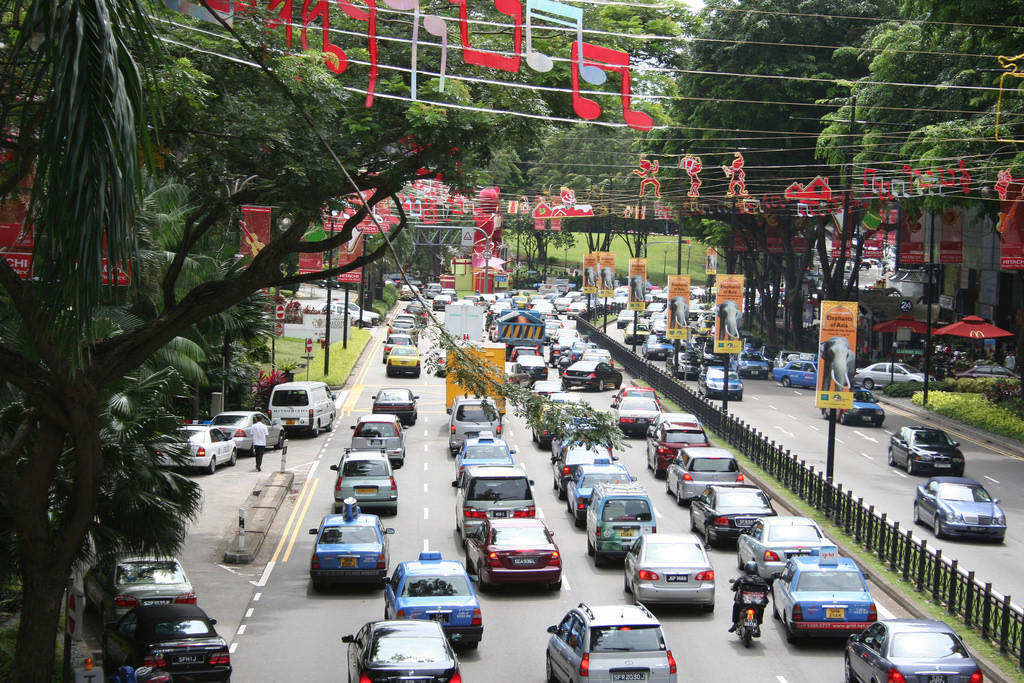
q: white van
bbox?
[267,381,336,436]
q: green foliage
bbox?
[911,391,1024,441]
[983,379,1024,414]
[252,370,289,412]
[373,284,398,318]
[882,380,951,397]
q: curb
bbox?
[874,394,1024,457]
[223,470,295,564]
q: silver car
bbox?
[84,556,195,623]
[208,411,285,454]
[330,449,397,515]
[665,447,743,504]
[735,516,829,579]
[350,414,406,468]
[853,362,934,390]
[178,425,236,474]
[447,397,502,456]
[609,397,662,437]
[624,533,715,610]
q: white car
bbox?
[853,362,934,389]
[175,425,237,474]
[567,301,588,315]
[321,301,380,327]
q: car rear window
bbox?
[620,398,659,412]
[271,390,310,407]
[467,477,530,501]
[342,460,389,476]
[581,473,630,488]
[718,490,771,508]
[116,561,186,585]
[377,390,410,402]
[210,415,246,426]
[491,526,550,546]
[369,635,449,665]
[402,575,472,597]
[589,625,666,653]
[890,632,967,659]
[601,498,653,522]
[150,618,213,638]
[319,526,379,544]
[463,445,510,460]
[689,456,736,472]
[645,543,705,564]
[794,570,866,592]
[355,423,399,438]
[767,525,822,542]
[666,430,709,445]
[456,405,496,423]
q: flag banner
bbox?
[815,300,859,410]
[714,274,744,354]
[628,258,648,311]
[666,275,690,340]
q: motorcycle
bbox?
[729,579,770,647]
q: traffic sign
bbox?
[461,229,474,246]
[275,304,285,320]
[899,299,913,313]
[482,249,493,260]
[274,322,284,337]
[305,338,313,353]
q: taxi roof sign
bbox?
[813,545,839,566]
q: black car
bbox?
[342,620,460,682]
[562,360,622,392]
[669,351,703,380]
[518,355,549,383]
[372,388,419,426]
[101,604,231,681]
[689,484,777,546]
[888,426,965,476]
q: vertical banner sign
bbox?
[597,252,616,299]
[714,274,744,354]
[815,301,858,410]
[666,275,691,340]
[899,210,925,265]
[939,208,964,264]
[239,205,272,257]
[582,253,598,295]
[628,258,648,311]
[995,170,1024,269]
[336,224,364,283]
[704,247,718,275]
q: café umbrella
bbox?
[872,314,933,334]
[933,315,1013,339]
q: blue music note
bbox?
[525,0,604,85]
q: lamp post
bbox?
[663,248,669,284]
[564,247,569,275]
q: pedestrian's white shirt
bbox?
[251,421,269,447]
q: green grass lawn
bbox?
[268,329,371,387]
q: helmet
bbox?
[743,561,759,576]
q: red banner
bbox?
[766,225,783,254]
[939,208,963,264]
[299,252,323,274]
[863,231,885,259]
[336,225,363,283]
[240,205,272,257]
[996,170,1024,269]
[899,210,925,265]
[732,231,747,252]
[2,252,31,278]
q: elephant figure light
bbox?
[820,336,855,392]
[669,296,689,331]
[717,300,742,340]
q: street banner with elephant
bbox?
[816,301,859,411]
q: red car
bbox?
[611,386,661,409]
[646,422,711,478]
[463,518,562,590]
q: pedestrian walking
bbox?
[251,419,269,472]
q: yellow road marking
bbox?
[283,476,320,562]
[343,333,384,415]
[270,475,316,563]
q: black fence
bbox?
[576,314,1024,669]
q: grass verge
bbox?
[266,328,372,387]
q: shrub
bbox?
[912,390,1024,441]
[983,379,1024,414]
[252,370,290,411]
[883,380,952,398]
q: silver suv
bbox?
[447,398,502,456]
[546,602,677,683]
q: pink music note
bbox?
[336,0,379,106]
[958,160,972,194]
[301,0,347,72]
[448,0,522,72]
[570,41,652,131]
[267,0,295,47]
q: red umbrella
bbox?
[933,315,1013,339]
[872,314,932,334]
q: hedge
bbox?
[912,390,1024,441]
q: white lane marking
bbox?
[876,603,895,619]
[255,561,275,587]
[424,508,429,520]
[985,475,1000,484]
[774,426,794,438]
[854,431,878,443]
[308,460,320,476]
[860,453,874,461]
[424,444,429,451]
[836,438,845,444]
[423,416,428,424]
[562,575,571,591]
[237,624,247,635]
[230,642,238,653]
[654,506,662,519]
[536,505,545,519]
[424,462,429,471]
[808,425,820,432]
[245,608,254,618]
[769,405,778,410]
[424,429,429,437]
[776,677,787,683]
[893,471,907,479]
[424,483,429,493]
[423,538,429,552]
[749,396,760,401]
[788,414,799,420]
[253,592,262,601]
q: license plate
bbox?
[666,575,689,582]
[428,612,449,623]
[512,557,536,566]
[339,557,357,567]
[735,518,755,527]
[611,672,647,682]
[141,599,169,606]
[927,677,946,683]
[367,439,382,446]
[636,418,649,424]
[492,510,508,518]
[285,419,295,425]
[969,526,987,532]
[825,608,845,619]
[173,654,204,664]
[355,487,376,494]
[935,463,951,468]
[466,432,479,439]
[619,528,636,538]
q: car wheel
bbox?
[704,524,713,547]
[309,422,319,438]
[862,378,875,390]
[838,411,848,425]
[934,515,945,538]
[228,448,237,467]
[913,504,922,525]
[587,536,595,557]
[545,654,559,683]
[689,513,697,532]
[206,456,217,475]
[665,478,672,494]
[736,552,744,570]
[887,448,896,467]
[703,601,715,613]
[275,431,285,450]
[323,416,333,433]
[624,574,632,593]
[557,483,566,501]
[907,457,917,476]
[844,653,858,683]
[772,599,780,620]
[476,564,488,591]
[550,578,562,591]
[781,376,792,387]
[675,485,685,507]
[598,379,605,391]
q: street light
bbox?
[663,248,669,284]
[564,247,569,275]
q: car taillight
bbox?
[693,570,713,581]
[576,501,586,510]
[587,373,596,378]
[311,554,321,570]
[195,447,206,459]
[512,506,536,518]
[579,653,590,677]
[682,472,693,481]
[209,650,231,665]
[886,669,908,683]
[487,552,502,567]
[638,569,659,581]
[396,609,406,618]
[175,593,197,605]
[390,476,397,491]
[968,671,984,683]
[114,595,141,608]
[143,654,168,667]
[471,609,482,626]
[657,447,672,455]
[308,409,314,423]
[791,603,803,622]
[234,429,246,438]
[550,551,561,565]
[496,424,502,435]
[266,409,272,418]
[450,674,462,683]
[868,603,877,622]
[562,466,570,476]
[376,553,386,569]
[620,417,634,423]
[736,473,745,482]
[667,650,677,674]
[451,425,456,434]
[713,516,729,526]
[463,507,488,519]
[359,674,373,683]
[764,550,780,561]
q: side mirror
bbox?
[330,464,339,471]
[451,480,459,488]
[847,633,861,643]
[350,425,356,430]
[342,634,355,643]
[612,455,620,462]
[309,528,318,535]
[385,528,396,534]
[546,625,558,634]
[468,575,479,583]
[510,447,518,454]
[414,396,420,400]
[771,572,782,581]
[953,442,960,447]
[209,618,218,626]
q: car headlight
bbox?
[944,511,965,523]
[994,515,1006,525]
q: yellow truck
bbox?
[446,345,507,414]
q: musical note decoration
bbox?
[996,53,1024,143]
[633,156,661,197]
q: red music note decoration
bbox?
[337,0,379,106]
[449,0,523,72]
[301,0,348,72]
[570,41,652,131]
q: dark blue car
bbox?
[913,476,1006,541]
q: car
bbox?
[448,397,503,456]
[381,333,415,364]
[551,442,616,500]
[647,423,713,479]
[642,334,674,361]
[913,476,1007,541]
[771,359,818,388]
[505,361,532,387]
[610,386,660,409]
[307,503,395,588]
[567,301,588,316]
[321,300,380,327]
[853,362,934,389]
[562,360,622,391]
[624,533,716,610]
[553,297,572,314]
[845,619,984,683]
[100,604,231,681]
[689,484,777,546]
[532,393,587,447]
[624,319,651,344]
[697,367,744,400]
[820,388,885,426]
[548,333,581,366]
[532,379,564,397]
[544,318,565,341]
[651,411,704,432]
[453,464,536,539]
[560,340,598,367]
[84,556,195,625]
[179,424,237,474]
[341,620,461,683]
[455,432,517,479]
[736,516,830,580]
[387,317,420,342]
[954,363,1020,379]
[405,300,430,320]
[432,293,453,310]
[668,351,703,380]
[384,551,483,649]
[565,459,633,527]
[208,411,285,454]
[586,482,657,565]
[545,602,677,683]
[517,354,549,383]
[610,396,662,437]
[578,349,614,366]
[510,345,543,362]
[393,312,420,328]
[350,414,406,468]
[887,426,965,476]
[329,449,398,514]
[386,346,422,377]
[371,387,419,426]
[463,517,562,590]
[732,351,771,379]
[772,549,877,640]
[615,309,634,329]
[398,284,418,300]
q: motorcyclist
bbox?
[728,561,770,633]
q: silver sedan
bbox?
[209,411,285,454]
[84,556,195,623]
[853,362,934,389]
[735,516,829,579]
[623,533,715,609]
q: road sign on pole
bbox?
[274,322,284,337]
[275,304,286,319]
[305,338,313,353]
[461,229,475,246]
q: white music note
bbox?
[525,0,604,85]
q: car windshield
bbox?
[620,398,659,412]
[689,456,737,472]
[741,353,765,362]
[148,618,214,639]
[319,526,379,544]
[368,634,448,664]
[590,625,666,653]
[644,542,705,564]
[665,430,709,445]
[601,499,653,522]
[582,473,629,488]
[912,430,953,446]
[937,483,993,503]
[890,632,968,659]
[355,423,399,438]
[210,414,247,426]
[718,490,771,508]
[467,478,530,501]
[271,390,310,407]
[491,526,550,546]
[767,525,823,542]
[116,561,186,585]
[377,390,411,402]
[852,391,877,403]
[402,575,472,597]
[342,460,389,477]
[463,445,510,460]
[794,570,866,592]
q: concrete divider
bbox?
[223,471,295,564]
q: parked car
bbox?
[820,388,885,426]
[371,388,419,426]
[308,505,395,588]
[342,620,460,682]
[178,424,237,474]
[913,476,1006,541]
[623,532,715,610]
[954,363,1020,379]
[321,300,380,327]
[208,411,285,454]
[887,426,965,476]
[689,484,777,546]
[562,360,622,392]
[844,620,984,683]
[772,551,877,640]
[854,362,934,389]
[735,516,829,579]
[463,518,562,590]
[85,556,195,624]
[697,367,744,400]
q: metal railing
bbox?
[576,313,1024,668]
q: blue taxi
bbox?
[732,351,771,379]
[455,432,516,480]
[565,459,634,528]
[308,500,395,591]
[771,546,877,641]
[384,551,483,649]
